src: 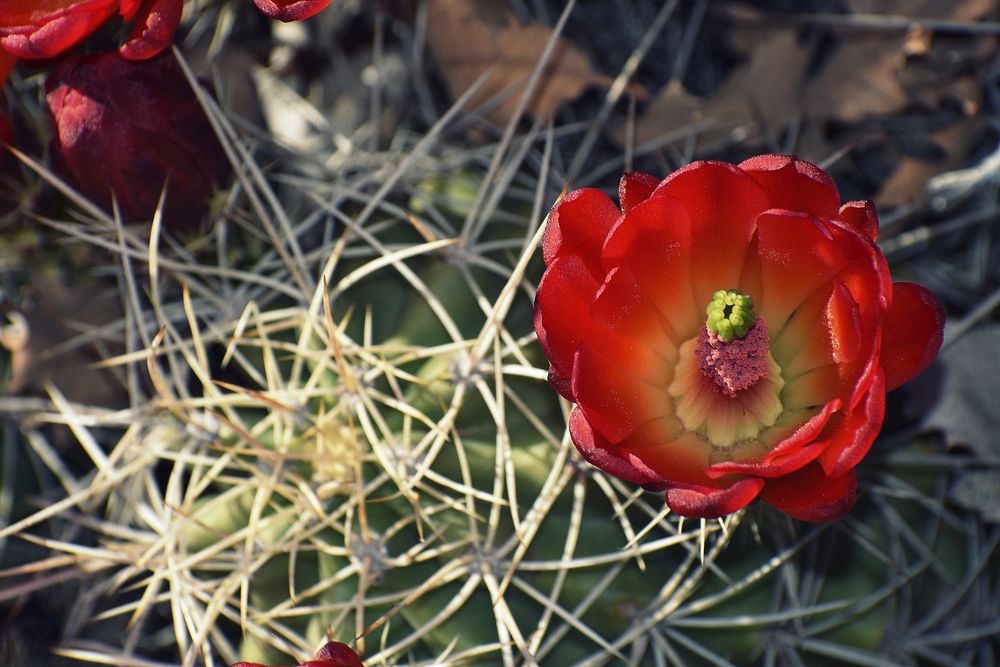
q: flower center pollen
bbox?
[668,288,784,449]
[698,289,769,396]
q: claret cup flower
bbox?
[0,0,181,61]
[231,641,365,667]
[534,155,944,521]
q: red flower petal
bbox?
[119,0,181,61]
[543,188,620,275]
[617,422,712,487]
[653,161,770,313]
[760,463,857,522]
[0,0,118,59]
[230,642,363,667]
[707,442,824,480]
[739,154,841,221]
[533,254,601,398]
[253,0,332,21]
[754,209,849,332]
[826,280,863,365]
[665,477,765,519]
[837,200,879,242]
[816,370,885,478]
[602,193,697,339]
[568,408,668,488]
[45,51,230,229]
[590,266,675,360]
[822,223,891,408]
[761,398,840,461]
[881,282,945,391]
[572,343,668,443]
[618,170,659,212]
[312,642,365,667]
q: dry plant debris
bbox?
[426,0,631,127]
[630,0,995,207]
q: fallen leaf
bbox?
[807,0,993,123]
[426,0,628,126]
[876,114,986,208]
[906,324,1000,524]
[631,28,809,150]
[629,0,994,205]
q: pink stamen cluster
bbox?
[697,318,770,397]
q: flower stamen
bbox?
[697,319,770,397]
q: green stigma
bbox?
[705,289,757,342]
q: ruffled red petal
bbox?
[816,370,885,478]
[760,463,857,522]
[739,154,841,221]
[253,0,332,21]
[568,408,668,487]
[590,266,675,360]
[618,170,659,212]
[665,477,765,519]
[119,0,181,61]
[761,398,840,461]
[822,223,891,408]
[837,200,879,242]
[543,188,620,275]
[602,193,696,339]
[754,209,849,332]
[881,282,945,391]
[653,161,770,314]
[826,280,863,365]
[313,641,365,667]
[533,254,601,398]
[572,343,667,443]
[0,1,118,59]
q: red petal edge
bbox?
[568,408,668,488]
[313,641,365,667]
[739,154,841,220]
[760,463,857,522]
[119,0,182,61]
[542,187,620,272]
[253,0,333,22]
[618,171,659,212]
[881,282,945,391]
[837,200,879,243]
[665,477,765,519]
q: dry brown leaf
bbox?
[877,80,986,208]
[806,0,993,122]
[632,29,810,150]
[426,0,624,126]
[847,0,994,22]
[629,0,993,205]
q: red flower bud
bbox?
[231,641,365,667]
[252,0,332,22]
[0,0,179,60]
[45,50,230,231]
[534,155,945,522]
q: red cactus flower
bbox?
[0,0,181,61]
[232,641,365,667]
[45,50,230,230]
[534,155,944,522]
[252,0,331,22]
